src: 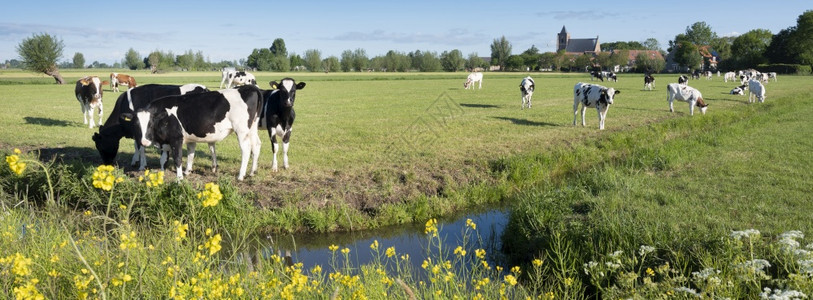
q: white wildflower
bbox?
[778,238,801,251]
[605,261,621,270]
[731,229,761,240]
[779,231,804,240]
[583,261,598,275]
[638,245,656,256]
[798,259,813,275]
[737,259,772,275]
[609,250,623,259]
[806,243,813,250]
[760,287,807,300]
[692,267,720,280]
[793,249,810,258]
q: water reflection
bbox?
[251,209,509,273]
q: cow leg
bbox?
[208,143,218,173]
[597,107,605,130]
[171,142,184,180]
[528,95,531,109]
[282,130,292,170]
[581,106,587,127]
[669,100,674,113]
[96,102,103,128]
[573,102,579,126]
[689,101,695,116]
[236,134,252,181]
[185,142,197,175]
[249,132,261,176]
[159,144,171,170]
[270,134,279,172]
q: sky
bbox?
[1,1,810,65]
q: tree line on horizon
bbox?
[8,10,813,84]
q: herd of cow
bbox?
[74,70,304,181]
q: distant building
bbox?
[665,45,719,72]
[612,50,665,72]
[557,26,601,54]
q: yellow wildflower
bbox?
[341,247,350,255]
[475,248,486,259]
[6,149,27,176]
[328,244,339,252]
[204,234,222,256]
[504,274,518,286]
[9,252,33,277]
[198,182,223,207]
[173,221,188,242]
[141,169,165,187]
[91,165,120,191]
[370,240,379,251]
[646,267,655,277]
[511,266,521,274]
[13,278,44,300]
[466,218,477,230]
[532,258,543,267]
[385,246,396,258]
[454,246,467,257]
[424,218,438,236]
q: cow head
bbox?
[93,126,122,165]
[696,97,708,115]
[602,88,620,105]
[78,76,102,100]
[269,78,306,107]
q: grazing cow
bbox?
[767,72,778,82]
[605,71,617,82]
[644,74,655,91]
[463,72,483,89]
[260,78,306,172]
[666,83,708,116]
[724,72,737,82]
[730,84,747,95]
[704,71,712,80]
[226,71,257,88]
[678,75,689,86]
[748,79,766,103]
[93,84,209,170]
[519,76,535,109]
[75,76,104,128]
[691,70,701,80]
[134,85,264,180]
[110,73,137,92]
[220,67,237,89]
[573,82,620,130]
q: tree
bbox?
[175,50,195,71]
[16,33,65,84]
[538,52,556,70]
[573,53,593,71]
[270,38,287,57]
[340,50,353,72]
[610,50,630,70]
[289,53,304,71]
[352,48,368,72]
[247,48,274,71]
[490,36,512,71]
[384,50,409,72]
[595,52,612,70]
[520,45,541,70]
[303,49,322,72]
[322,56,340,73]
[792,10,813,65]
[465,52,485,70]
[643,38,661,51]
[440,49,465,72]
[125,48,143,70]
[504,55,524,71]
[674,41,702,70]
[634,52,665,73]
[685,21,717,46]
[73,52,85,69]
[731,29,772,68]
[765,28,794,64]
[602,41,646,51]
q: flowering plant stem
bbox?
[62,222,107,300]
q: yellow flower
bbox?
[6,150,27,176]
[646,267,655,277]
[504,274,517,286]
[385,246,396,258]
[475,248,486,259]
[564,277,573,287]
[329,244,339,252]
[511,266,521,274]
[454,246,467,257]
[91,165,119,191]
[173,221,188,242]
[141,169,164,187]
[198,182,223,207]
[204,234,222,256]
[532,259,543,267]
[341,247,350,255]
[466,218,477,230]
[370,240,379,251]
[48,269,60,277]
[12,278,44,300]
[9,252,33,277]
[424,218,438,236]
[311,265,322,274]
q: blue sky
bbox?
[1,1,809,65]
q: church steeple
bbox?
[557,25,570,51]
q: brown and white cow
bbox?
[75,76,104,128]
[666,83,708,115]
[110,72,137,92]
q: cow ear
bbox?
[614,90,621,95]
[296,82,306,90]
[120,113,133,123]
[269,81,279,90]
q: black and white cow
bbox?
[573,82,620,130]
[220,67,237,89]
[226,71,256,88]
[520,76,535,109]
[75,76,104,128]
[644,74,655,91]
[93,84,209,170]
[591,71,616,82]
[260,78,306,172]
[678,75,689,86]
[666,83,708,115]
[730,84,747,95]
[134,85,264,180]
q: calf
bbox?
[226,71,256,88]
[644,74,655,91]
[748,79,766,103]
[220,67,237,88]
[678,75,689,86]
[520,76,535,109]
[463,72,483,89]
[767,72,777,82]
[705,71,712,80]
[260,78,306,172]
[573,82,620,130]
[110,73,137,92]
[93,84,209,170]
[75,76,104,128]
[666,83,708,116]
[135,85,263,180]
[730,84,747,95]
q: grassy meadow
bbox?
[1,68,813,298]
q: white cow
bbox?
[227,71,256,88]
[520,76,535,109]
[666,83,708,116]
[573,82,620,130]
[724,72,737,82]
[767,72,778,82]
[220,67,237,88]
[748,79,766,103]
[464,72,483,90]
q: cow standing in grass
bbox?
[75,76,104,128]
[666,83,708,116]
[260,78,306,172]
[464,72,483,90]
[110,73,137,92]
[520,76,535,109]
[573,82,620,130]
[220,67,237,88]
[748,79,766,103]
[644,74,655,91]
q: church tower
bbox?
[557,26,570,51]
